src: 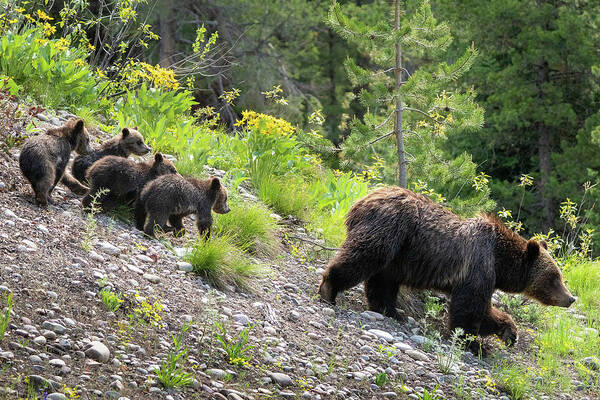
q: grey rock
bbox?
[405,349,429,362]
[368,329,394,343]
[49,359,66,368]
[84,341,110,363]
[581,356,600,371]
[206,368,227,379]
[269,372,293,386]
[361,311,385,321]
[233,313,251,326]
[143,273,160,284]
[98,241,121,255]
[177,262,194,272]
[41,321,66,335]
[47,394,67,400]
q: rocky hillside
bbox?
[0,111,596,400]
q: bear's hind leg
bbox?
[169,215,186,237]
[144,213,169,237]
[365,270,401,319]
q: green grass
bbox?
[493,361,530,400]
[184,235,265,289]
[563,260,600,322]
[253,174,310,219]
[214,198,277,255]
[0,291,13,341]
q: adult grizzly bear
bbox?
[318,187,575,345]
[134,175,230,238]
[19,118,92,206]
[82,153,177,212]
[69,127,151,184]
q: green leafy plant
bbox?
[0,291,13,340]
[99,288,124,312]
[374,371,389,387]
[82,188,109,252]
[155,323,194,388]
[418,385,442,400]
[214,322,255,367]
[437,328,466,374]
[0,28,100,111]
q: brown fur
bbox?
[19,118,91,206]
[134,175,230,238]
[318,187,574,345]
[82,153,177,212]
[70,127,151,184]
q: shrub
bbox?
[113,84,197,153]
[0,28,100,111]
[184,235,264,289]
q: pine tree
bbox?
[327,0,484,192]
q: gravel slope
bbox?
[0,111,596,400]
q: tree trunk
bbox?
[158,0,176,68]
[536,59,553,230]
[394,0,406,188]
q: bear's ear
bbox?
[74,119,85,133]
[210,177,221,191]
[122,128,130,137]
[539,240,548,250]
[154,153,163,163]
[526,239,540,261]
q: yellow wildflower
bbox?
[24,13,34,22]
[8,18,17,24]
[55,37,69,51]
[87,43,95,51]
[42,22,56,37]
[74,58,86,67]
[236,110,296,136]
[15,7,25,13]
[96,68,106,78]
[34,38,48,45]
[36,10,53,21]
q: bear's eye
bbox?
[137,140,143,145]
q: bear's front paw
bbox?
[499,324,518,346]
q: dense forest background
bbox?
[35,0,600,249]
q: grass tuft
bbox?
[214,198,277,255]
[184,235,265,289]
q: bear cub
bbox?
[71,127,151,184]
[82,153,177,211]
[135,174,230,238]
[19,118,92,206]
[319,187,575,346]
